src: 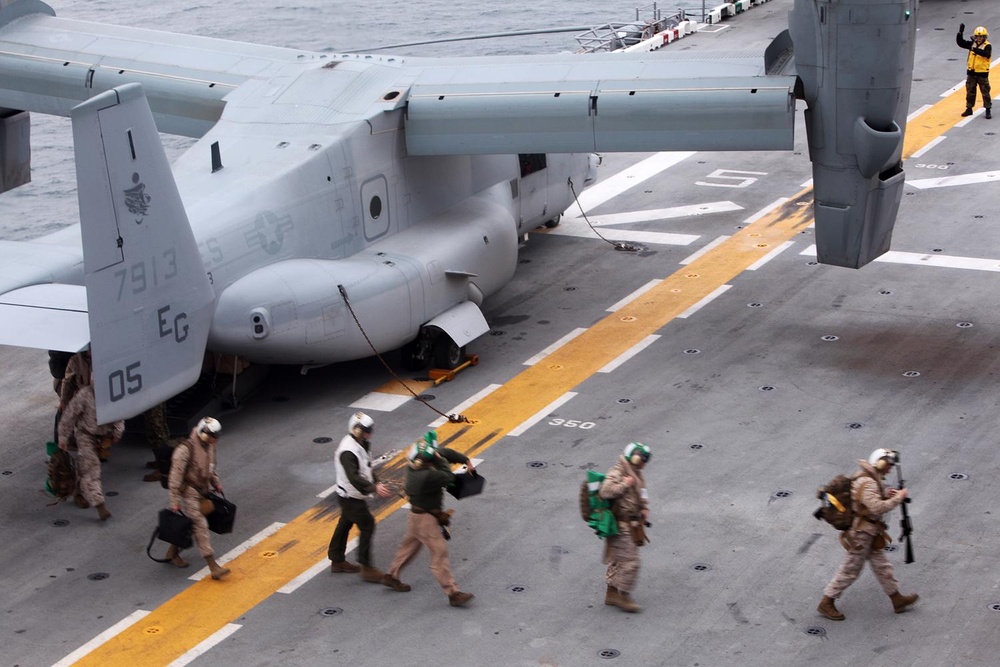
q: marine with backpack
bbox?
[592,442,652,614]
[815,449,919,621]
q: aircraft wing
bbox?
[401,51,798,155]
[0,0,919,277]
[0,0,321,138]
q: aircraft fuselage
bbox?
[166,59,594,364]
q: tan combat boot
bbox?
[206,556,230,580]
[818,595,845,620]
[890,591,919,614]
[605,585,641,613]
[381,574,411,592]
[330,560,361,573]
[95,504,111,521]
[360,566,384,583]
[448,591,475,607]
[165,545,189,568]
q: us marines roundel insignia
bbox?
[246,210,293,255]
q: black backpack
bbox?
[813,474,854,530]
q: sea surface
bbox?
[0,0,665,240]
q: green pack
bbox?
[578,470,618,538]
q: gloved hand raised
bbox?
[959,23,965,34]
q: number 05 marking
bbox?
[108,362,143,402]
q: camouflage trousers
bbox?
[75,433,104,507]
[823,529,899,598]
[966,73,992,109]
[387,512,458,596]
[603,531,641,593]
[143,403,171,450]
[179,489,214,558]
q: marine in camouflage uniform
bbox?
[58,350,91,409]
[56,350,92,451]
[167,417,230,579]
[57,380,123,521]
[818,449,919,620]
[598,442,651,613]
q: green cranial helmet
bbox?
[410,431,438,462]
[624,441,651,465]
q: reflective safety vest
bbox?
[334,435,374,499]
[968,40,991,73]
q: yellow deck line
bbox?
[370,378,434,396]
[74,83,970,665]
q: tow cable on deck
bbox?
[568,177,639,252]
[338,285,470,424]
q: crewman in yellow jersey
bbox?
[957,24,992,119]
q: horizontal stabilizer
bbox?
[0,238,82,294]
[71,83,215,423]
[0,283,88,351]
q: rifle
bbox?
[895,453,915,564]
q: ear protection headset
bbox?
[349,411,374,435]
[868,448,898,473]
[196,417,222,442]
[624,442,651,466]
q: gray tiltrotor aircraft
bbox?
[0,0,918,423]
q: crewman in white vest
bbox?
[327,412,392,583]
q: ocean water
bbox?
[0,0,654,239]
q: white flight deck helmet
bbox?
[349,411,374,438]
[197,417,222,442]
[867,448,898,473]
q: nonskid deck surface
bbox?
[3,1,1000,665]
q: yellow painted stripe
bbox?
[370,378,433,396]
[73,83,972,665]
[904,85,968,158]
[73,494,410,667]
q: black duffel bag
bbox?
[205,491,237,535]
[146,509,193,562]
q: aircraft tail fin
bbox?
[71,83,215,423]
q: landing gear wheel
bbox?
[433,336,465,370]
[401,339,429,372]
[544,214,561,229]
